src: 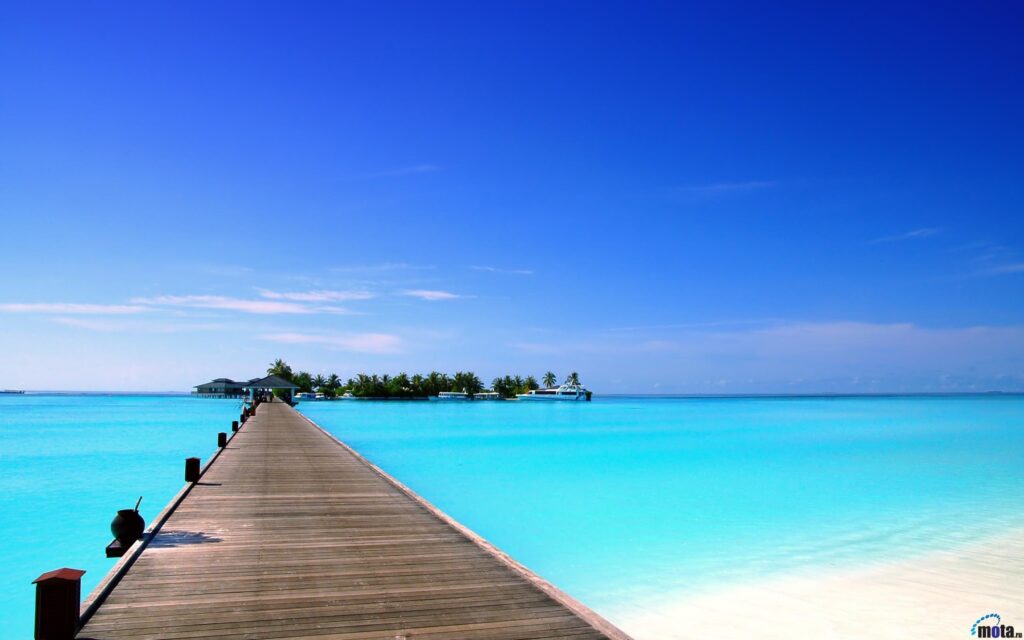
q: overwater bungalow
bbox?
[243,375,300,405]
[191,378,255,398]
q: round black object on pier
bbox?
[110,509,145,547]
[185,457,201,483]
[218,432,227,447]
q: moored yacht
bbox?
[434,391,470,400]
[517,382,591,401]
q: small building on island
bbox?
[193,375,301,403]
[243,375,300,404]
[192,378,257,398]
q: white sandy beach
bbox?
[615,527,1024,639]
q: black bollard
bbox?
[33,568,85,640]
[185,457,200,483]
[217,432,227,447]
[231,420,239,432]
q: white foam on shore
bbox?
[612,527,1024,639]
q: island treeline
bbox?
[267,359,575,399]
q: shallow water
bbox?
[1,395,1022,638]
[0,394,239,639]
[298,396,1024,626]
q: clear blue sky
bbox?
[1,2,1022,392]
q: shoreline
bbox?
[613,526,1024,639]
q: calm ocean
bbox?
[0,394,240,639]
[2,394,1023,637]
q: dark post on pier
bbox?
[183,456,200,483]
[33,567,84,640]
[63,398,631,640]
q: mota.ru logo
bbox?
[972,613,1022,638]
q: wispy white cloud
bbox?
[399,289,461,301]
[510,320,1024,391]
[679,180,777,194]
[979,263,1024,276]
[199,264,253,277]
[869,227,941,244]
[606,319,781,332]
[52,317,228,333]
[470,265,534,275]
[0,302,149,314]
[330,263,435,273]
[257,289,375,302]
[261,332,404,354]
[131,295,351,315]
[945,241,1023,277]
[353,164,440,179]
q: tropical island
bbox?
[194,359,586,400]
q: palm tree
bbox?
[294,371,314,393]
[354,373,371,396]
[391,373,411,397]
[566,371,580,386]
[267,358,294,381]
[312,374,327,392]
[543,371,557,388]
[425,371,443,396]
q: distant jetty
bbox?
[0,389,24,394]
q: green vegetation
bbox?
[266,359,570,399]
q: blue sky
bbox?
[1,2,1023,392]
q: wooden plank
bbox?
[76,399,631,640]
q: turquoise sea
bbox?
[0,394,241,639]
[2,394,1024,637]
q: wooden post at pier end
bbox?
[184,457,200,483]
[217,432,227,448]
[33,568,84,640]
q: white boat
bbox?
[473,391,502,401]
[516,383,591,401]
[315,392,326,400]
[434,391,470,401]
[295,392,316,400]
[339,392,355,399]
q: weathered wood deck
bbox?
[76,400,630,640]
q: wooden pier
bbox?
[74,399,630,640]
